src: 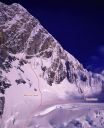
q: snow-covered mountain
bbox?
[0,2,104,128]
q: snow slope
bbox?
[0,2,104,128]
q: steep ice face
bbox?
[0,2,104,127]
[0,2,84,86]
[0,1,104,98]
[0,1,104,101]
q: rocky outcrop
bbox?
[0,2,103,92]
[0,2,104,117]
[0,97,5,116]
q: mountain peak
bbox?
[0,2,104,127]
[11,3,28,13]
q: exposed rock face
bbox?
[0,2,104,118]
[0,97,5,116]
[0,2,83,86]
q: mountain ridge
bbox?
[0,1,104,99]
[0,2,104,127]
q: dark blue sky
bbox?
[2,0,104,73]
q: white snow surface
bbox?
[0,2,104,128]
[0,53,88,128]
[0,52,102,128]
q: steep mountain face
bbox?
[0,2,104,127]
